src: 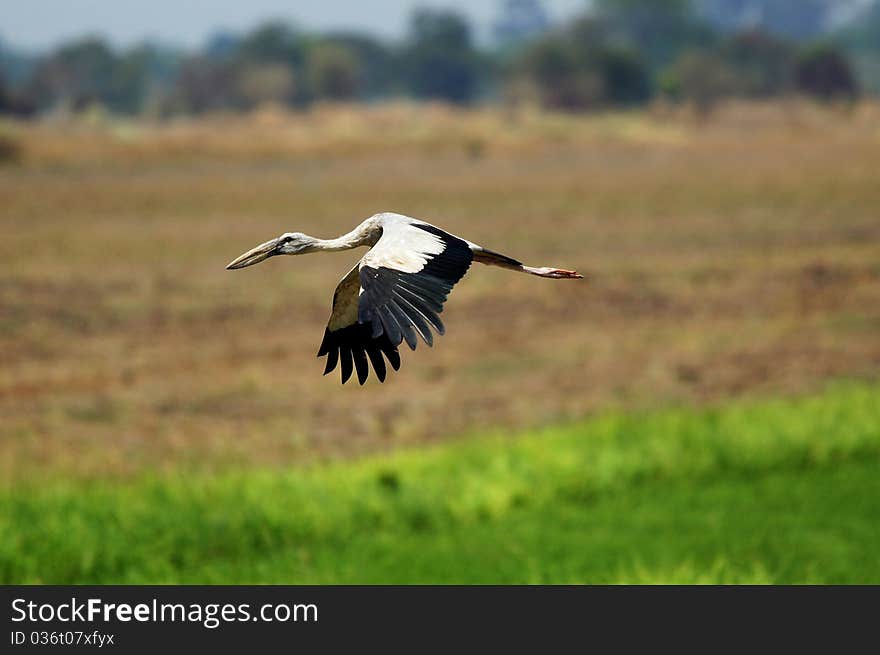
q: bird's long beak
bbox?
[226,238,281,270]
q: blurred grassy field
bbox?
[2,102,880,583]
[2,382,877,584]
[2,102,879,481]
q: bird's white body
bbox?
[361,214,447,273]
[227,212,581,384]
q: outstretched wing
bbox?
[318,221,473,384]
[358,223,473,350]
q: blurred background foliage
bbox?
[2,0,879,119]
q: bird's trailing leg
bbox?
[521,266,583,279]
[471,246,583,279]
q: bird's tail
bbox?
[472,247,523,269]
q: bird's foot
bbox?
[525,266,584,279]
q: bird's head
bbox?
[226,232,318,270]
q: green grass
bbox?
[2,382,879,584]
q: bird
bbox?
[226,212,582,385]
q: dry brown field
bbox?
[2,101,879,481]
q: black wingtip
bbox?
[318,323,400,385]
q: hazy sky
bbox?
[2,0,589,51]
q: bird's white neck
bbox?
[310,235,365,252]
[308,218,382,252]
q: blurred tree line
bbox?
[516,0,865,112]
[0,0,878,118]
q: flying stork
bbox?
[226,212,582,384]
